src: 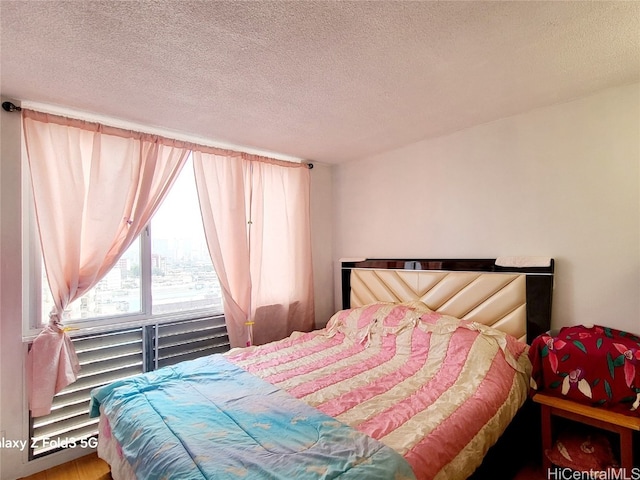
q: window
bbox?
[150,157,222,316]
[38,156,223,328]
[41,240,142,322]
[30,156,230,459]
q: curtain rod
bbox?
[2,101,21,112]
[2,101,314,169]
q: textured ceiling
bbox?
[1,1,639,164]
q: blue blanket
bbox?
[90,355,415,479]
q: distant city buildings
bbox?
[42,237,222,324]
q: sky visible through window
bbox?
[150,157,221,315]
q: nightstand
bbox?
[533,393,640,471]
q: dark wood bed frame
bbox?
[342,258,554,343]
[341,258,555,479]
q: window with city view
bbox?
[41,156,223,324]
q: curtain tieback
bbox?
[48,313,79,334]
[48,310,78,333]
[49,311,63,331]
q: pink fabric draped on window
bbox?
[193,150,314,348]
[23,110,190,417]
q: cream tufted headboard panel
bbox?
[342,259,554,344]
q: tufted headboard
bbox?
[341,259,554,344]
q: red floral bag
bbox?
[529,325,640,415]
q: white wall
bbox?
[310,163,335,328]
[0,100,27,480]
[0,102,96,480]
[333,83,640,334]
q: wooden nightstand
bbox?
[533,393,640,471]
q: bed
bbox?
[89,258,554,479]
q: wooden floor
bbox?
[18,452,545,480]
[18,453,111,480]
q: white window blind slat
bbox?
[30,316,229,459]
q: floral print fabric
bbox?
[529,325,640,415]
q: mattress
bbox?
[92,301,532,480]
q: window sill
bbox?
[23,309,224,342]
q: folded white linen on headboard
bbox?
[495,256,552,268]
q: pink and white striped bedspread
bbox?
[225,302,532,480]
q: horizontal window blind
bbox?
[30,315,228,459]
[150,316,230,369]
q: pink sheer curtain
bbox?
[23,110,190,416]
[193,150,314,348]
